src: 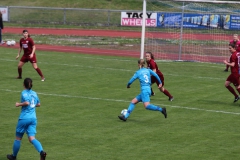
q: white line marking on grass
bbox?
[164,73,224,80]
[0,58,225,80]
[75,56,135,62]
[0,58,134,72]
[162,104,240,115]
[1,89,240,116]
[0,58,16,62]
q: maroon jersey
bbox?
[19,37,35,56]
[147,59,163,77]
[230,51,239,73]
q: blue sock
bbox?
[13,140,21,156]
[31,139,43,153]
[146,104,162,112]
[125,103,135,118]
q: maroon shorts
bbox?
[20,54,37,63]
[151,74,165,86]
[226,73,239,86]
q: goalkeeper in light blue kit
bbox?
[7,78,47,160]
[118,59,167,122]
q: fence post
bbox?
[178,2,185,61]
[63,8,66,25]
[107,10,110,26]
[8,6,10,22]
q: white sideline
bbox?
[1,89,240,116]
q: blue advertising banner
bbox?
[230,15,240,29]
[156,12,240,30]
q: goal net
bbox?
[143,0,240,63]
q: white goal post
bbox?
[141,0,240,63]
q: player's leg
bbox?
[233,74,240,100]
[29,136,47,160]
[7,119,26,159]
[225,76,239,102]
[118,96,139,121]
[158,75,174,101]
[151,76,155,96]
[17,61,25,79]
[0,28,2,44]
[125,97,139,118]
[224,64,229,72]
[144,102,167,118]
[159,86,174,101]
[7,136,22,160]
[31,54,45,81]
[142,90,167,118]
[151,87,155,96]
[32,63,45,81]
[27,119,47,160]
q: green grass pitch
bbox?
[1,47,240,160]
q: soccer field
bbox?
[1,47,240,160]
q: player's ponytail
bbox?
[24,78,33,90]
[138,59,145,68]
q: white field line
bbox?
[1,89,240,116]
[1,51,225,68]
[1,52,225,67]
[0,58,225,80]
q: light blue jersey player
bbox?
[118,59,167,122]
[7,78,47,160]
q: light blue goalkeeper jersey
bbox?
[19,89,40,119]
[127,68,162,90]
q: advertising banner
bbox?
[157,12,210,28]
[156,12,240,30]
[121,12,157,27]
[0,7,8,21]
[120,11,239,30]
[230,15,240,29]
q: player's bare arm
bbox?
[16,48,22,60]
[30,45,36,58]
[15,101,29,107]
[224,60,235,67]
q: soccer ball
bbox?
[6,41,11,46]
[11,40,16,46]
[121,109,128,116]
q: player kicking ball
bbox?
[118,59,167,122]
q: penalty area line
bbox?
[1,89,240,116]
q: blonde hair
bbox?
[233,34,238,37]
[138,59,145,68]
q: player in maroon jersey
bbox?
[16,30,45,81]
[145,51,174,101]
[224,43,240,102]
[224,34,240,72]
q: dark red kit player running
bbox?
[224,43,240,102]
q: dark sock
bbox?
[226,86,238,97]
[18,68,22,77]
[163,89,173,98]
[35,68,44,77]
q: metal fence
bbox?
[2,2,240,63]
[5,6,136,26]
